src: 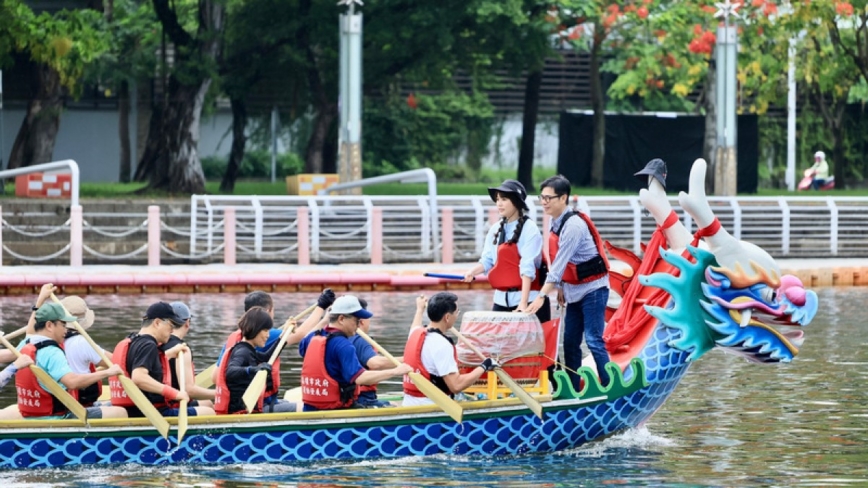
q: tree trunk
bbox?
[220,96,247,193]
[517,68,542,190]
[118,79,131,183]
[589,28,605,188]
[305,102,336,174]
[7,63,63,169]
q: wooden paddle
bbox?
[241,303,317,413]
[451,328,544,419]
[355,328,464,423]
[1,325,29,342]
[0,333,88,423]
[50,294,171,439]
[176,350,188,443]
[195,303,318,389]
[193,364,216,389]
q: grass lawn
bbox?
[2,177,866,198]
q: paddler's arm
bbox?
[27,284,57,336]
[409,295,428,330]
[131,366,190,403]
[517,224,543,311]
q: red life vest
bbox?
[109,334,173,408]
[214,342,266,414]
[222,329,282,399]
[301,333,358,410]
[548,210,610,285]
[488,217,542,292]
[16,339,75,417]
[402,328,457,398]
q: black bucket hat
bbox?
[634,158,668,189]
[487,179,529,211]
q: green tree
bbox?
[0,0,110,169]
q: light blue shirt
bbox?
[546,208,608,304]
[18,335,73,391]
[479,218,543,308]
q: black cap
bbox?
[487,179,529,211]
[634,158,668,189]
[143,301,185,325]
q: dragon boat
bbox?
[0,159,819,470]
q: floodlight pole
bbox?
[337,0,363,194]
[713,1,740,196]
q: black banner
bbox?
[557,112,758,194]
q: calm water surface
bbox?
[0,288,865,487]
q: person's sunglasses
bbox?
[539,194,562,203]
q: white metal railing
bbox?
[2,195,868,265]
[0,160,80,207]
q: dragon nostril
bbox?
[785,287,807,306]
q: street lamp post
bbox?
[714,0,740,196]
[337,0,363,193]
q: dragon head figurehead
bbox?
[638,158,818,364]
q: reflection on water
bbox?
[0,288,866,486]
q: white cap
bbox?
[330,296,373,319]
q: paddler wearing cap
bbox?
[463,179,550,323]
[298,295,412,411]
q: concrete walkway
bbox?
[0,258,865,295]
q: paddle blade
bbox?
[408,372,463,423]
[242,370,267,413]
[494,369,544,418]
[97,383,111,402]
[31,366,88,423]
[177,399,189,443]
[194,364,216,389]
[119,375,170,438]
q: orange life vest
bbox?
[222,329,281,399]
[301,333,358,410]
[15,339,74,417]
[109,334,173,408]
[548,210,609,285]
[402,328,456,398]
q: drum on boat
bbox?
[457,311,552,398]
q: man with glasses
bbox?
[110,302,214,417]
[527,175,612,391]
[299,295,411,411]
[402,293,498,407]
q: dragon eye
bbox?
[761,287,777,303]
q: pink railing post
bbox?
[148,205,160,266]
[70,205,83,266]
[371,207,383,265]
[297,206,310,266]
[224,207,236,266]
[442,207,454,264]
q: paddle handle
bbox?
[423,273,469,281]
[451,329,487,361]
[50,294,115,368]
[355,329,400,367]
[267,302,321,364]
[178,350,187,393]
[0,334,22,358]
[1,325,28,342]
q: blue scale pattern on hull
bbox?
[0,323,691,469]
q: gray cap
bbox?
[635,158,668,189]
[169,301,192,322]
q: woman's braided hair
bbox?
[493,191,528,245]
